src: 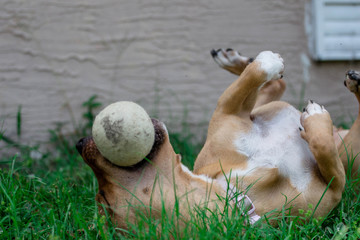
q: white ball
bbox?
[92,101,155,166]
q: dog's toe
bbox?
[211,48,253,75]
[301,100,327,122]
[211,49,217,57]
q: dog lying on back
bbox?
[193,49,358,219]
[77,49,360,231]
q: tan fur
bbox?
[77,120,226,232]
[77,49,360,231]
[194,50,346,220]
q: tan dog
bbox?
[195,48,360,220]
[76,119,231,232]
[77,49,360,231]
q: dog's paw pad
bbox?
[301,100,327,121]
[344,70,360,93]
[255,51,284,81]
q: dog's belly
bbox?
[233,105,316,191]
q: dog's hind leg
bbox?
[254,79,286,108]
[212,51,284,119]
[338,70,360,177]
[211,48,286,109]
[194,51,284,175]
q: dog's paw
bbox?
[255,51,284,81]
[300,100,333,144]
[211,48,253,75]
[344,70,360,93]
[300,100,328,124]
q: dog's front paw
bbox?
[301,100,327,122]
[300,101,332,138]
[344,70,360,93]
[255,51,284,81]
[300,100,334,148]
[211,48,253,75]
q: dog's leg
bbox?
[194,51,284,176]
[300,101,345,198]
[338,70,360,176]
[211,48,286,108]
[214,51,284,118]
[254,79,286,108]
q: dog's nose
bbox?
[76,138,85,155]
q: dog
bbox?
[194,48,360,219]
[77,49,360,231]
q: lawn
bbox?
[1,97,360,239]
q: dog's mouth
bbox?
[76,118,167,168]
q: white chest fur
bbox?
[233,106,316,192]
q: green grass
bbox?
[2,148,360,239]
[1,97,360,239]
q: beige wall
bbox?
[1,0,359,147]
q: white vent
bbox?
[306,0,360,61]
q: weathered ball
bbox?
[92,101,155,166]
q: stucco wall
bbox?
[1,0,359,148]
